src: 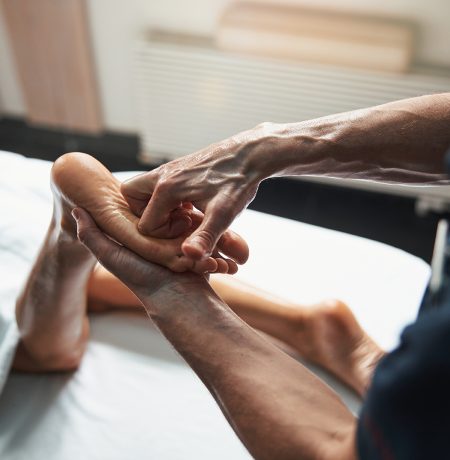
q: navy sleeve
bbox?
[357,307,450,460]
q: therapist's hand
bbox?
[121,128,270,261]
[73,207,210,307]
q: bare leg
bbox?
[87,264,142,313]
[87,266,384,396]
[211,275,384,397]
[11,151,250,371]
[13,208,96,372]
[77,209,359,460]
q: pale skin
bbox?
[11,153,383,459]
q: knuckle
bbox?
[255,121,273,130]
[120,180,131,193]
[198,228,217,246]
[154,180,167,194]
[137,221,150,235]
[155,177,174,194]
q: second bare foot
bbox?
[287,300,385,397]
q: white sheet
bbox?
[0,151,431,459]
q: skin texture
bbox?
[14,92,446,455]
[75,207,359,460]
[13,152,246,371]
[121,93,450,260]
[13,220,95,371]
[12,154,384,458]
[51,152,249,274]
[89,267,383,397]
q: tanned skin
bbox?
[121,93,450,259]
[13,153,250,370]
[12,153,383,460]
[14,93,450,458]
[75,207,359,460]
[89,267,383,397]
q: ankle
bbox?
[350,341,385,396]
[46,218,95,267]
[15,320,90,372]
[14,341,86,372]
[283,306,311,350]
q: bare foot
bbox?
[51,153,249,274]
[287,300,384,397]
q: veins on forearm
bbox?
[263,94,450,184]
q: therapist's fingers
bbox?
[137,187,184,236]
[188,209,249,265]
[147,207,193,239]
[120,171,159,216]
[213,256,229,274]
[226,259,239,275]
[182,196,238,260]
[122,169,186,236]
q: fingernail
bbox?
[71,209,80,222]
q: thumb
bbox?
[182,199,236,260]
[73,207,119,265]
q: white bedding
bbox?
[0,151,431,459]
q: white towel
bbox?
[0,152,54,393]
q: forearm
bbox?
[243,93,450,184]
[75,208,356,459]
[139,280,356,460]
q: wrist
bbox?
[136,275,219,316]
[240,121,327,181]
[238,122,286,183]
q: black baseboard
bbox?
[0,116,438,263]
[0,117,142,171]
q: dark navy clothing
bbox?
[357,231,450,459]
[357,306,450,459]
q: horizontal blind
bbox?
[134,36,450,163]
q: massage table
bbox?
[0,151,430,459]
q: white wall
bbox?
[0,0,449,132]
[85,0,230,132]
